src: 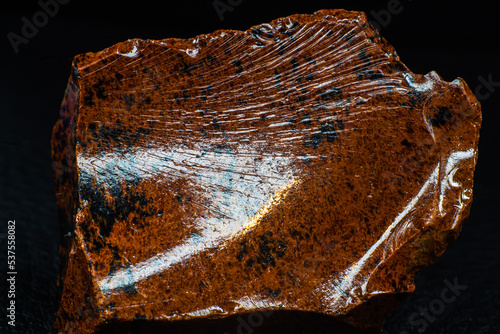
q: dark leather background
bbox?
[1,0,499,333]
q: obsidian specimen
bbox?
[51,9,481,334]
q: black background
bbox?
[1,0,499,333]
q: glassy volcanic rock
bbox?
[51,9,481,334]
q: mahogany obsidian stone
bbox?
[51,9,481,334]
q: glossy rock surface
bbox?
[51,9,481,333]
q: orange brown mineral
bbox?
[51,9,481,334]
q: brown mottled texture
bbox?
[51,9,481,334]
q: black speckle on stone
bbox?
[93,78,108,100]
[137,128,150,137]
[84,89,94,106]
[291,58,299,72]
[319,123,338,142]
[232,59,243,74]
[98,125,126,147]
[336,119,344,131]
[359,50,370,64]
[175,194,183,204]
[401,139,411,147]
[122,282,138,296]
[269,288,282,297]
[290,229,303,241]
[115,72,124,82]
[205,55,217,65]
[276,240,286,258]
[368,70,383,80]
[274,69,281,81]
[182,89,189,101]
[122,94,134,107]
[53,127,62,141]
[257,240,275,268]
[305,73,314,81]
[180,62,194,75]
[212,118,220,129]
[80,173,156,246]
[430,107,453,127]
[236,241,248,261]
[358,70,382,81]
[79,180,115,238]
[254,235,288,270]
[305,132,323,149]
[88,122,97,135]
[225,49,232,55]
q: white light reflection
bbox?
[403,71,439,93]
[118,42,138,58]
[78,145,297,294]
[438,148,475,217]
